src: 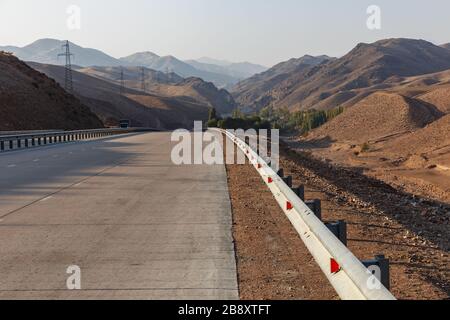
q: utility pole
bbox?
[165,67,171,83]
[57,40,74,93]
[120,67,125,95]
[141,67,146,92]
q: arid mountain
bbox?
[0,39,265,88]
[119,52,238,88]
[0,52,103,131]
[147,77,237,115]
[78,66,184,84]
[185,59,268,80]
[441,43,450,50]
[294,91,450,203]
[0,39,122,67]
[233,39,450,112]
[28,62,210,130]
[231,55,333,111]
[75,66,237,115]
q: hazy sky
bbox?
[1,0,449,66]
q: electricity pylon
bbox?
[57,40,74,93]
[141,67,146,92]
[120,67,125,95]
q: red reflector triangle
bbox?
[286,201,293,210]
[257,164,262,169]
[268,177,273,183]
[330,258,341,274]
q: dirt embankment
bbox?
[224,136,337,300]
[0,52,103,130]
[225,133,449,300]
[280,146,449,300]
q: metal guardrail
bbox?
[0,128,156,152]
[218,129,396,301]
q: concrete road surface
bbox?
[0,132,238,299]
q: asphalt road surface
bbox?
[0,132,238,299]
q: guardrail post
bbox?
[0,141,4,151]
[9,140,13,149]
[362,255,390,290]
[32,138,35,146]
[283,176,293,188]
[277,168,284,178]
[325,220,347,246]
[17,139,21,148]
[292,185,305,201]
[25,139,29,148]
[305,199,322,220]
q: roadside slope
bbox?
[0,52,103,130]
[29,62,209,129]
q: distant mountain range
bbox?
[232,39,450,112]
[1,39,122,67]
[184,59,267,80]
[75,65,237,115]
[0,39,267,88]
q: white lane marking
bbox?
[73,182,83,187]
[7,164,16,168]
[40,196,53,202]
[33,159,40,162]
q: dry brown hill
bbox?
[307,92,442,144]
[78,66,236,115]
[28,62,209,129]
[417,85,450,114]
[232,55,332,112]
[382,114,450,156]
[233,39,450,112]
[0,52,103,131]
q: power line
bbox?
[57,40,74,93]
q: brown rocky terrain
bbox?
[225,134,449,300]
[309,92,443,144]
[0,52,103,131]
[28,62,211,129]
[233,39,450,112]
[418,86,450,114]
[279,146,449,300]
[78,66,237,116]
[291,95,450,204]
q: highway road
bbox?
[0,132,238,299]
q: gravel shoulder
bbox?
[280,145,449,300]
[224,135,338,300]
[224,132,449,300]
